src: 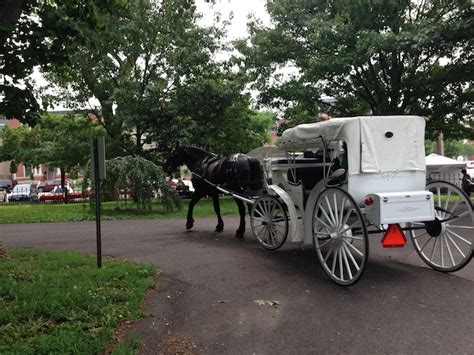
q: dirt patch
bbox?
[161,331,197,355]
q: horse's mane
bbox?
[182,145,218,158]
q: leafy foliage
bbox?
[236,0,473,138]
[39,0,259,159]
[0,113,104,182]
[0,0,53,125]
[85,155,180,211]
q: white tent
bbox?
[425,153,466,173]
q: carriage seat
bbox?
[287,165,329,190]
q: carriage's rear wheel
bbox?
[409,181,473,272]
[313,187,368,286]
[250,195,289,250]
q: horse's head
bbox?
[164,144,212,174]
[163,144,186,174]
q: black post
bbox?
[93,137,102,268]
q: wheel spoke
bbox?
[319,204,335,227]
[333,193,339,226]
[342,243,360,272]
[429,235,439,262]
[443,190,452,218]
[341,245,353,280]
[448,225,474,230]
[331,248,338,274]
[324,196,337,225]
[338,246,344,281]
[338,197,346,228]
[315,238,332,250]
[344,239,364,257]
[446,234,466,258]
[440,234,444,268]
[446,229,472,246]
[412,231,428,240]
[324,243,335,263]
[255,224,266,237]
[450,199,461,216]
[444,235,456,267]
[315,216,332,231]
[339,220,362,235]
[454,210,472,219]
[254,207,265,219]
[343,235,363,241]
[419,234,433,252]
[341,207,354,227]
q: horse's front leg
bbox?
[186,193,202,230]
[212,193,224,232]
[234,198,246,239]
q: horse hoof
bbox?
[234,232,245,239]
[186,223,194,230]
[215,225,224,232]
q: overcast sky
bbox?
[197,0,270,39]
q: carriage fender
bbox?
[303,180,327,246]
[267,185,302,243]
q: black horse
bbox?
[164,145,264,238]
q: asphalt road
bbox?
[2,217,473,354]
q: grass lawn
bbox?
[0,249,156,354]
[0,197,239,224]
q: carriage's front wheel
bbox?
[250,195,289,250]
[313,188,369,286]
[409,181,473,272]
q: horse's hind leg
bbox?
[186,193,202,230]
[234,198,246,239]
[212,194,224,232]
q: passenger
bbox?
[316,113,331,122]
[461,169,471,198]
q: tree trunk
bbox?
[436,132,445,156]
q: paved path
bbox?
[2,217,473,354]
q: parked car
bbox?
[0,179,13,193]
[36,179,74,192]
[38,185,82,202]
[8,184,33,202]
[0,187,7,203]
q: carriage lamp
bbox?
[364,196,374,206]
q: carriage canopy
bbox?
[281,115,426,176]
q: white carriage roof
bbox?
[281,116,427,175]
[281,115,423,144]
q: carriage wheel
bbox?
[313,187,369,286]
[409,181,473,272]
[250,195,289,250]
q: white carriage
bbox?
[249,115,473,285]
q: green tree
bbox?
[40,0,253,159]
[249,110,276,145]
[0,114,104,202]
[445,140,474,159]
[0,124,32,164]
[236,0,473,138]
[0,0,57,125]
[32,114,104,201]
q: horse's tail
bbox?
[248,157,264,191]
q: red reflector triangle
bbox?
[381,224,407,248]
